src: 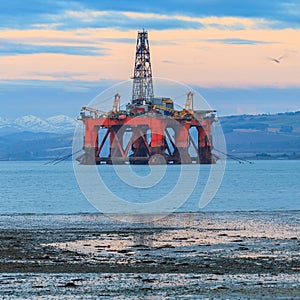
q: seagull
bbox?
[269,55,285,64]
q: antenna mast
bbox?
[132,30,154,104]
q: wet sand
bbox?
[0,212,299,298]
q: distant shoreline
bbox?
[1,111,300,161]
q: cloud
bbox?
[1,0,299,30]
[0,0,65,16]
[0,78,120,118]
[193,85,300,116]
[161,60,175,64]
[0,40,107,56]
[25,71,89,80]
[68,0,300,23]
[0,4,205,31]
[208,22,247,31]
[0,78,116,90]
[101,38,136,44]
[1,79,300,118]
[46,10,204,31]
[205,38,277,45]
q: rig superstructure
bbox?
[78,30,217,165]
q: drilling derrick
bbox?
[132,30,154,104]
[78,30,217,165]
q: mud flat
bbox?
[0,212,299,298]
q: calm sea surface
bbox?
[0,160,299,214]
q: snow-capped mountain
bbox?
[15,115,56,132]
[0,117,9,126]
[0,115,79,134]
[46,115,78,131]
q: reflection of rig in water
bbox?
[78,30,217,165]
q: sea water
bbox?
[0,160,299,214]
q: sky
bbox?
[0,0,300,118]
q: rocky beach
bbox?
[0,212,299,298]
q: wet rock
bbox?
[155,244,175,249]
[216,285,228,290]
[95,245,110,248]
[141,260,156,264]
[64,282,78,288]
[238,246,249,251]
[142,278,155,283]
[117,249,130,254]
[175,262,190,266]
[174,249,197,253]
[215,271,225,275]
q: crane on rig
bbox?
[111,93,120,113]
[80,106,108,119]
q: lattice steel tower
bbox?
[132,30,154,104]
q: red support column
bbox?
[83,120,99,164]
[197,121,213,164]
[150,119,166,155]
[109,126,124,162]
[173,123,192,164]
[131,126,149,158]
[148,118,167,164]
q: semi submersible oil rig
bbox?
[78,30,217,165]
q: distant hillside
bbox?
[219,111,300,159]
[219,111,300,133]
[0,111,300,161]
[0,132,74,161]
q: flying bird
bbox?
[268,55,285,64]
